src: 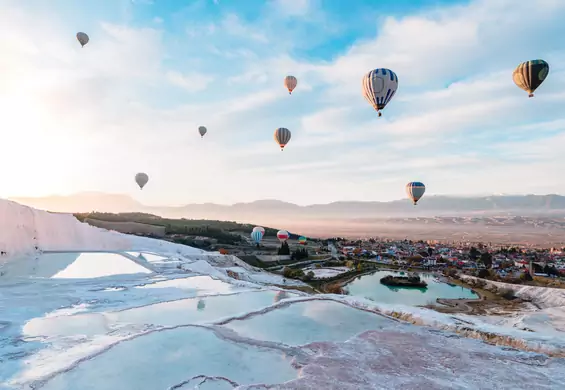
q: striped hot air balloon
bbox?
[274,128,291,151]
[250,230,263,245]
[277,230,289,242]
[513,59,549,98]
[406,182,426,205]
[362,68,398,117]
[253,226,265,238]
[284,75,298,94]
[298,236,307,245]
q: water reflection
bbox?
[274,291,290,303]
[345,270,478,306]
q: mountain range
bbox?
[9,193,565,245]
[10,192,565,220]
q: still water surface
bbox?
[344,270,478,306]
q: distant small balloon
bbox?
[198,126,207,138]
[135,172,149,190]
[274,128,291,151]
[251,230,263,244]
[513,59,549,98]
[76,32,89,48]
[284,76,297,95]
[277,230,289,242]
[406,181,425,205]
[362,68,398,117]
[253,226,265,237]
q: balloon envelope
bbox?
[406,182,425,205]
[250,230,263,244]
[253,226,265,237]
[135,173,149,190]
[198,126,207,137]
[277,230,289,242]
[284,76,297,94]
[274,128,291,151]
[76,32,89,47]
[362,68,398,116]
[513,59,549,97]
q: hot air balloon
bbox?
[76,32,89,48]
[362,68,398,117]
[274,128,291,151]
[135,172,149,190]
[298,236,307,245]
[406,182,426,205]
[277,230,289,242]
[253,226,265,238]
[250,230,263,246]
[198,126,207,138]
[284,76,297,94]
[513,59,549,98]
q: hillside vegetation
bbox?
[73,212,299,246]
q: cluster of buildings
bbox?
[328,238,565,277]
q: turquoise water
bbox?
[344,270,478,306]
[224,300,393,346]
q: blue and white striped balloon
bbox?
[362,68,398,117]
[251,230,263,244]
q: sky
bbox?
[2,0,565,206]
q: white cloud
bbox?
[2,0,565,205]
[221,14,268,43]
[166,71,214,92]
[270,0,313,16]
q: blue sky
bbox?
[2,0,565,205]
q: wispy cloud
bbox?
[1,0,565,205]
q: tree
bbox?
[469,247,480,260]
[427,247,434,257]
[478,269,490,279]
[480,252,493,269]
[302,271,315,282]
[278,242,290,256]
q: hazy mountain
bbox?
[10,192,565,220]
[10,192,565,245]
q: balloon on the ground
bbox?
[277,230,289,242]
[251,230,263,244]
[253,226,265,237]
[274,128,291,151]
[513,59,549,98]
[76,32,89,48]
[406,182,426,205]
[284,76,297,94]
[198,126,207,138]
[362,68,398,117]
[135,173,149,190]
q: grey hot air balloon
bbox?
[135,173,149,190]
[76,32,89,48]
[198,126,207,138]
[274,128,291,151]
[284,76,297,94]
[406,181,425,205]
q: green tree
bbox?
[480,252,493,269]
